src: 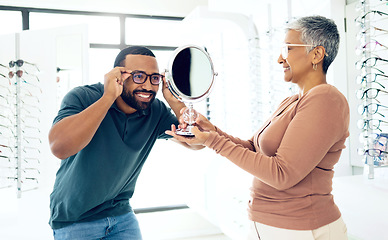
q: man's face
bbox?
[121,55,160,111]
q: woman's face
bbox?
[278,30,313,85]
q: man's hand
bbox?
[161,74,186,119]
[161,74,181,105]
[103,67,131,101]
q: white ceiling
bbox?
[0,0,336,20]
[0,0,209,17]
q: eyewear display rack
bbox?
[355,0,388,179]
[0,36,42,197]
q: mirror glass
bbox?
[166,45,216,136]
[166,45,215,102]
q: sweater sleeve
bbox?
[204,87,349,190]
[214,126,255,151]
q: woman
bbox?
[166,15,349,240]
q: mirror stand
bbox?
[176,102,198,137]
[166,44,216,137]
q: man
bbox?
[48,46,200,239]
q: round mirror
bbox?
[166,45,216,102]
[165,45,217,136]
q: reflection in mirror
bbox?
[172,47,213,99]
[166,45,216,136]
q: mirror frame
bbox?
[165,44,216,103]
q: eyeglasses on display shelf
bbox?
[9,59,40,72]
[361,149,388,166]
[357,72,388,85]
[355,0,388,178]
[0,59,42,197]
[358,118,388,132]
[359,102,388,117]
[356,39,388,56]
[355,56,388,69]
[357,133,388,167]
[355,10,388,24]
[356,87,388,100]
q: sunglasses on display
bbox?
[9,60,40,72]
[8,70,23,78]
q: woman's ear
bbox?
[312,46,327,64]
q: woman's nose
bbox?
[277,54,285,64]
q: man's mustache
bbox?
[133,89,156,96]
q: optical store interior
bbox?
[0,0,388,239]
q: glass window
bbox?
[0,11,22,34]
[29,13,120,44]
[126,18,183,47]
[89,48,120,84]
[89,49,173,84]
[153,49,174,73]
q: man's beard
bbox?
[121,85,156,111]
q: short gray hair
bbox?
[286,15,339,74]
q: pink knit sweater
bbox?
[204,84,350,230]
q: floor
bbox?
[0,187,232,240]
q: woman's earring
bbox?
[312,63,317,71]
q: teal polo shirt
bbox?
[49,83,179,230]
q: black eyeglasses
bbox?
[357,73,388,85]
[128,71,163,85]
[355,57,388,69]
[359,77,386,89]
[358,103,388,117]
[358,118,388,131]
[9,60,40,72]
[355,10,388,24]
[360,149,388,159]
[356,87,388,100]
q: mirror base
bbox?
[175,128,195,137]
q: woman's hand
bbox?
[165,124,210,146]
[178,107,216,132]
